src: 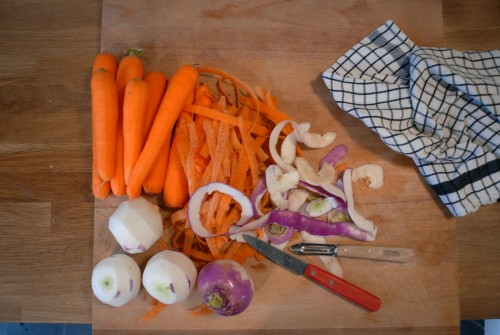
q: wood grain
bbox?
[442,0,500,320]
[0,0,498,327]
[0,0,101,323]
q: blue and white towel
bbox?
[322,20,500,217]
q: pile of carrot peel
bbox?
[91,50,294,269]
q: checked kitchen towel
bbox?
[322,20,500,217]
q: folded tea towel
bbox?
[322,20,499,217]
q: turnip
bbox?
[91,254,141,307]
[142,250,197,304]
[197,260,254,316]
[108,197,163,254]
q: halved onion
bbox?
[91,254,141,307]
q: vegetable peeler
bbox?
[290,243,414,263]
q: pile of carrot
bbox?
[91,49,293,266]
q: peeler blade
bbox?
[289,243,338,256]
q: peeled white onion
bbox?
[142,250,197,304]
[91,254,141,307]
[109,197,163,254]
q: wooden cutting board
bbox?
[93,1,459,334]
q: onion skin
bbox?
[197,260,254,316]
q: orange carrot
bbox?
[238,109,261,186]
[123,77,149,184]
[110,121,126,195]
[91,68,119,181]
[194,82,213,108]
[334,161,350,180]
[188,304,213,317]
[196,66,260,114]
[116,48,144,102]
[184,105,270,137]
[142,140,169,195]
[143,71,167,139]
[140,298,167,321]
[92,148,110,199]
[162,132,189,206]
[127,64,199,199]
[92,53,118,77]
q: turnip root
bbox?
[91,254,141,307]
[108,197,163,254]
[142,250,197,304]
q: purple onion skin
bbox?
[268,210,375,241]
[318,144,348,166]
[197,260,254,316]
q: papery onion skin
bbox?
[197,260,254,316]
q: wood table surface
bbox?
[0,0,498,326]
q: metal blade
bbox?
[243,235,307,275]
[289,243,338,256]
